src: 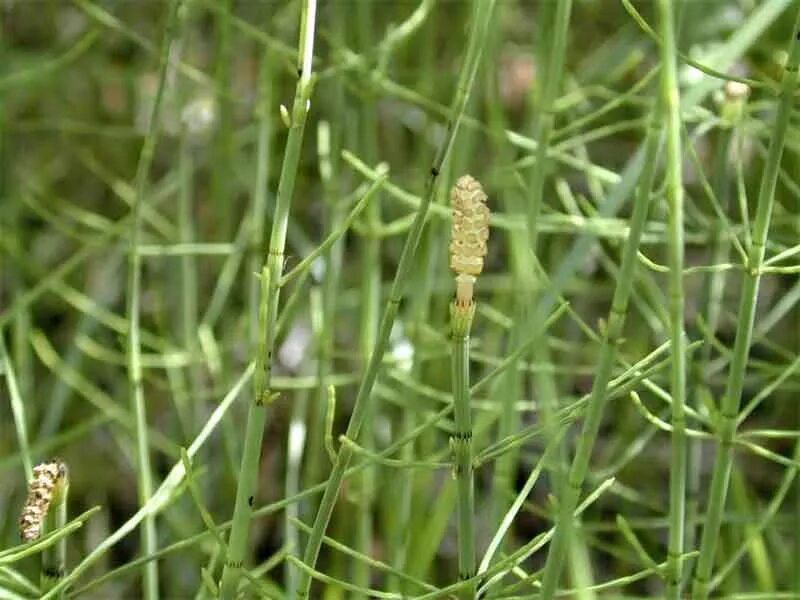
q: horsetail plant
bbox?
[297,2,495,595]
[522,0,573,565]
[218,2,318,598]
[691,12,800,599]
[449,175,489,598]
[686,78,748,573]
[539,104,664,599]
[656,1,688,596]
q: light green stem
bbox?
[527,1,575,580]
[178,130,200,431]
[656,1,687,597]
[297,2,495,595]
[125,2,182,597]
[41,468,69,597]
[217,3,317,598]
[527,0,572,253]
[355,4,381,594]
[210,0,234,238]
[451,301,477,598]
[686,107,736,577]
[539,110,663,600]
[691,12,800,599]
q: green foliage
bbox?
[1,1,800,598]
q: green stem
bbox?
[451,301,477,598]
[125,2,182,597]
[305,118,344,499]
[247,15,274,347]
[355,4,381,594]
[539,110,663,600]
[526,0,574,555]
[686,91,738,577]
[691,13,800,599]
[656,1,687,597]
[519,1,575,596]
[527,0,572,253]
[217,3,318,598]
[178,129,200,430]
[210,0,234,239]
[297,2,495,596]
[41,467,69,597]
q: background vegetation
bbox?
[1,1,800,598]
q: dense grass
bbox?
[2,1,800,598]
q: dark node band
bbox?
[430,166,439,177]
[452,430,473,441]
[42,566,65,578]
[248,496,255,507]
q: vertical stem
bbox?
[305,118,344,497]
[526,0,573,542]
[247,14,273,345]
[539,111,663,600]
[355,3,381,594]
[126,2,182,597]
[41,469,69,597]
[178,130,199,427]
[451,302,477,598]
[686,101,737,575]
[217,3,318,598]
[304,1,347,507]
[284,386,309,598]
[482,4,525,535]
[526,0,572,253]
[392,218,441,592]
[210,0,233,239]
[656,1,687,597]
[297,2,495,595]
[691,13,800,599]
[521,1,574,596]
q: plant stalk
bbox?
[217,3,318,597]
[125,2,182,597]
[297,2,495,595]
[539,110,663,600]
[451,301,477,598]
[655,1,688,597]
[41,468,69,597]
[691,12,800,599]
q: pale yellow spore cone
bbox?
[449,175,489,306]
